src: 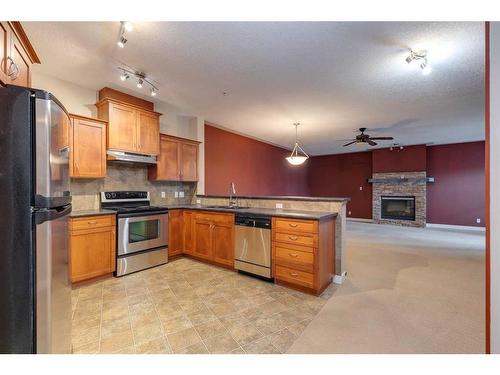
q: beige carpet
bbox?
[288,222,485,354]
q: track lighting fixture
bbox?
[405,49,432,75]
[117,35,127,48]
[117,68,159,96]
[122,21,134,32]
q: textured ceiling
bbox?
[23,22,485,155]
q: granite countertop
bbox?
[69,209,117,218]
[164,204,337,220]
[196,194,350,202]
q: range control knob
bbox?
[105,193,111,199]
[111,193,117,199]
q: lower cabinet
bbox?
[183,210,195,255]
[69,215,116,283]
[168,210,183,256]
[212,222,234,266]
[193,219,213,260]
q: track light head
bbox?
[137,78,143,88]
[150,88,157,96]
[120,72,129,81]
[117,36,127,48]
[122,21,134,32]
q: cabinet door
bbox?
[108,103,137,152]
[137,111,160,155]
[70,118,107,178]
[213,223,234,266]
[157,137,181,181]
[8,31,31,87]
[69,226,115,283]
[194,220,213,260]
[168,210,183,256]
[180,142,198,181]
[183,211,195,255]
[0,22,9,85]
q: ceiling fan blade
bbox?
[367,140,378,146]
[343,141,357,147]
[369,136,394,140]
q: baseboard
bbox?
[346,217,374,223]
[426,223,486,232]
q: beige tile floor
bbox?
[71,257,337,354]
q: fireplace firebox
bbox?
[381,196,415,221]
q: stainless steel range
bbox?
[101,191,168,276]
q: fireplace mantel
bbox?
[368,176,434,184]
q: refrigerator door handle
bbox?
[35,205,72,225]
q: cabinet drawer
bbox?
[70,215,115,231]
[275,244,314,271]
[275,265,314,288]
[274,231,317,247]
[274,218,317,234]
[195,211,234,224]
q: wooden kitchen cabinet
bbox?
[183,210,195,255]
[69,215,116,283]
[148,134,200,182]
[272,217,335,295]
[69,114,107,178]
[96,98,161,155]
[168,210,184,256]
[193,211,234,266]
[0,22,40,87]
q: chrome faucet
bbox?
[229,182,238,207]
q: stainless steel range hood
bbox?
[107,150,157,164]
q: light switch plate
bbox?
[476,218,481,224]
[276,203,283,209]
[196,199,201,204]
[179,191,185,198]
[174,191,179,198]
[161,191,165,198]
[359,186,363,191]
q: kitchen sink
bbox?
[205,205,249,209]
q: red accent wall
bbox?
[427,142,485,227]
[308,152,373,219]
[204,124,309,196]
[372,144,427,173]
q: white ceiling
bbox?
[23,22,485,155]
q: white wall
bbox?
[31,72,98,117]
[490,22,500,353]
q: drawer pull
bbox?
[288,223,298,228]
[87,221,98,225]
[288,253,298,258]
[288,235,298,241]
[290,272,299,277]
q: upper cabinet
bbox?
[69,114,107,178]
[0,22,40,87]
[96,88,161,156]
[148,134,200,182]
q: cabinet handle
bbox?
[6,57,20,80]
[87,221,98,225]
[288,223,298,228]
[288,253,298,258]
[288,235,298,241]
[290,272,299,277]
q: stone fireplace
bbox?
[372,172,426,227]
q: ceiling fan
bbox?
[342,127,394,147]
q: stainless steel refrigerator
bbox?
[0,85,72,353]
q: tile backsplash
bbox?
[70,163,197,210]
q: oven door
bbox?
[118,213,168,256]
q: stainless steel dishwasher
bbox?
[234,214,272,278]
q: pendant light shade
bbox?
[286,123,309,165]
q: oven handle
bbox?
[117,210,168,219]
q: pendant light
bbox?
[286,122,309,165]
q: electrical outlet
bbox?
[359,186,363,191]
[276,203,283,209]
[174,191,179,198]
[476,218,481,224]
[196,199,201,204]
[349,211,351,215]
[161,191,165,198]
[179,191,185,198]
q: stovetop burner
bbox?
[100,191,167,215]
